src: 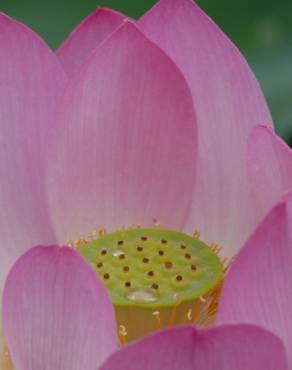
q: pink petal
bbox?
[0,14,66,291]
[218,193,292,367]
[138,0,273,256]
[57,8,126,76]
[2,246,117,370]
[247,125,292,230]
[101,325,288,370]
[46,22,197,241]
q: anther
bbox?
[193,230,200,239]
[98,228,107,237]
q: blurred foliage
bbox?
[1,0,291,143]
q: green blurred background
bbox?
[1,0,291,144]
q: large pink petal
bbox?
[0,14,67,292]
[247,125,292,230]
[218,193,292,367]
[138,0,273,256]
[2,246,117,370]
[46,22,197,242]
[101,325,288,370]
[56,8,126,76]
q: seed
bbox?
[96,262,103,268]
[137,246,143,252]
[142,257,149,264]
[125,281,131,288]
[101,249,107,256]
[191,264,197,271]
[158,250,164,256]
[104,273,110,280]
[161,239,167,244]
[152,283,159,290]
[147,271,154,277]
[123,266,130,272]
[117,240,124,245]
[176,275,183,282]
[165,261,173,269]
[141,236,148,241]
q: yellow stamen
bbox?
[118,325,128,347]
[152,311,161,330]
[168,294,181,327]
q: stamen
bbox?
[118,325,128,346]
[153,311,161,330]
[193,230,200,239]
[181,309,193,325]
[168,294,181,327]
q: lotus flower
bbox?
[1,0,292,369]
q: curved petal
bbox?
[218,193,292,367]
[46,22,197,242]
[2,246,117,370]
[101,325,288,370]
[247,125,292,230]
[56,8,126,76]
[138,0,273,256]
[0,14,67,293]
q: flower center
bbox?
[78,228,223,343]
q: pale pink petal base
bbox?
[101,325,287,370]
[139,0,273,256]
[218,193,292,367]
[0,14,66,295]
[2,246,117,370]
[47,22,197,242]
[247,125,292,230]
[0,328,13,370]
[57,8,126,76]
